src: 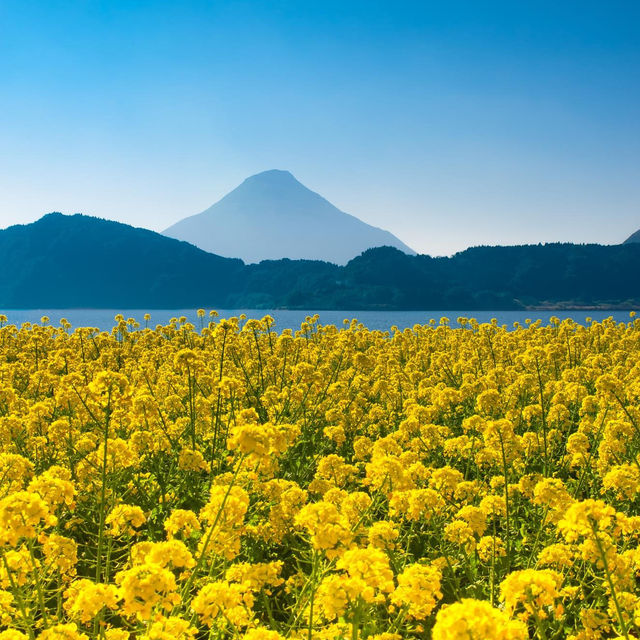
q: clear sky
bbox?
[1,0,639,256]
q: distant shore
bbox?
[526,303,639,311]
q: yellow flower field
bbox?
[0,311,638,640]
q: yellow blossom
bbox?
[433,598,528,639]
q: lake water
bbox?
[0,308,636,332]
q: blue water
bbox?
[0,309,635,332]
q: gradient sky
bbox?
[1,0,639,256]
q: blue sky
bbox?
[1,0,639,255]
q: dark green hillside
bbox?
[233,259,340,308]
[1,214,639,309]
[447,243,640,305]
[241,243,640,309]
[337,244,640,309]
[0,213,244,308]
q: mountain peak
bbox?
[237,170,305,195]
[39,211,66,222]
[163,172,416,264]
[244,169,297,183]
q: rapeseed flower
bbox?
[433,598,528,639]
[0,314,636,638]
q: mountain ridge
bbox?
[2,212,640,309]
[624,228,640,244]
[163,169,416,264]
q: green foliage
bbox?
[2,213,640,309]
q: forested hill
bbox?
[0,213,244,307]
[2,213,640,309]
[236,244,640,309]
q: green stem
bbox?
[498,433,511,570]
[527,505,550,569]
[27,540,49,627]
[178,454,247,604]
[95,390,112,582]
[307,551,318,640]
[1,549,35,639]
[591,526,630,640]
[532,608,549,640]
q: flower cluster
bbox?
[0,313,636,639]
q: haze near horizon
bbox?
[1,1,639,255]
